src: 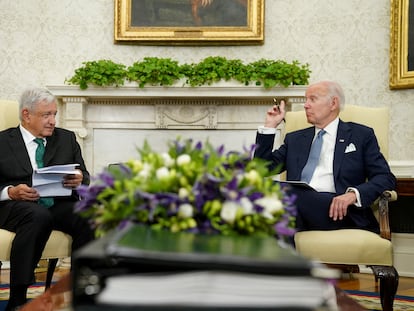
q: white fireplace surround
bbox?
[47,84,308,175]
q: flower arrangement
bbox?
[75,138,297,240]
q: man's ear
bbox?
[330,96,339,111]
[21,108,30,121]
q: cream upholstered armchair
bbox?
[284,105,398,311]
[0,99,72,289]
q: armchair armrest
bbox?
[378,190,398,240]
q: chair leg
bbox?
[370,265,399,311]
[45,258,59,290]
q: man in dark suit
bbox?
[254,80,396,233]
[0,87,94,310]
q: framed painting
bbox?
[390,0,414,89]
[114,0,264,45]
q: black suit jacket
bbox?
[0,126,89,226]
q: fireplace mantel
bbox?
[47,84,307,98]
[47,84,306,174]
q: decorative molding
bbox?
[389,161,414,178]
[155,105,217,129]
[46,84,308,101]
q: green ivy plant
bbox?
[65,57,311,90]
[127,57,184,88]
[181,56,246,86]
[244,59,312,88]
[65,60,127,90]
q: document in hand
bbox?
[32,164,79,197]
[86,225,339,310]
[279,180,316,191]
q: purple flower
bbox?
[75,184,106,212]
[274,219,296,237]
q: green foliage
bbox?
[66,56,311,89]
[127,57,184,88]
[240,59,311,88]
[182,56,245,86]
[65,60,127,90]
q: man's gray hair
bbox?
[324,80,345,111]
[19,87,56,120]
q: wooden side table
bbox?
[390,178,414,233]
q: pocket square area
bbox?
[345,143,356,153]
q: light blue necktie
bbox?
[301,129,326,183]
[34,138,54,208]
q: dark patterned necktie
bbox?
[301,129,326,183]
[34,138,54,208]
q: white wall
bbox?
[0,0,413,162]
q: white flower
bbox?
[161,153,174,167]
[244,169,260,183]
[240,197,253,215]
[178,187,190,199]
[228,190,238,200]
[255,195,283,219]
[138,163,152,178]
[156,167,170,179]
[130,159,143,171]
[220,201,238,224]
[178,203,194,218]
[176,154,191,166]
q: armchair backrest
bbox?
[284,105,389,159]
[0,99,19,130]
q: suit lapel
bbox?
[44,132,58,166]
[294,128,314,179]
[8,127,33,174]
[333,120,351,179]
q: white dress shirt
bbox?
[257,118,361,206]
[308,119,338,193]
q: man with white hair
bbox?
[254,80,396,234]
[0,87,94,310]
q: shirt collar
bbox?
[19,125,45,145]
[316,117,339,138]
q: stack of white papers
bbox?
[32,164,79,197]
[96,271,338,309]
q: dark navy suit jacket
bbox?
[254,120,396,230]
[0,126,89,226]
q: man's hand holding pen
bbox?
[265,99,286,128]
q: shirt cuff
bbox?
[258,126,277,135]
[0,186,12,201]
[346,187,362,207]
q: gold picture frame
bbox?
[114,0,264,45]
[390,0,414,89]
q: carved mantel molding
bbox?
[47,84,308,98]
[47,84,307,138]
[46,84,307,173]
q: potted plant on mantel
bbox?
[64,56,311,90]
